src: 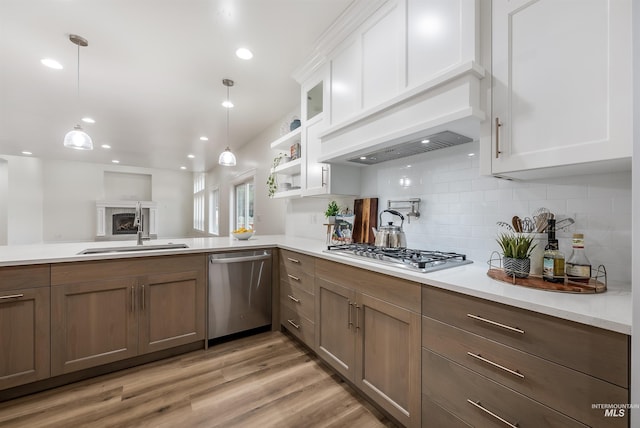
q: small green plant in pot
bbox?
[496,233,536,278]
[325,200,340,224]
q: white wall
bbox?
[1,155,44,245]
[204,112,291,237]
[0,156,193,244]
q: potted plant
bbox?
[266,153,287,198]
[496,233,536,278]
[325,200,340,224]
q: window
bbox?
[208,188,219,235]
[193,173,205,232]
[234,180,254,230]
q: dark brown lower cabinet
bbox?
[315,260,421,428]
[421,285,630,428]
[0,287,50,390]
[51,255,206,376]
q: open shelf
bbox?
[271,158,301,175]
[272,188,302,199]
[270,128,301,150]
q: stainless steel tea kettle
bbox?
[372,209,407,248]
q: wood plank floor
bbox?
[0,331,398,428]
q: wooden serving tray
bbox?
[487,269,606,293]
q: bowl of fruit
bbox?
[232,227,254,240]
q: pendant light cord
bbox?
[226,84,230,148]
[76,43,80,99]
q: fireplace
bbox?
[112,213,139,235]
[95,201,157,241]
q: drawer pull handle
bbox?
[287,257,300,264]
[287,294,300,304]
[467,313,525,334]
[287,274,300,281]
[348,301,354,329]
[0,293,24,300]
[287,319,300,329]
[467,352,525,379]
[467,399,519,428]
[131,286,135,313]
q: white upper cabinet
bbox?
[330,40,362,125]
[362,3,403,110]
[407,0,478,87]
[310,0,484,164]
[488,0,632,178]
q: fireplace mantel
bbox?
[96,200,158,238]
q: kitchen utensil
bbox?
[353,198,378,244]
[533,211,552,233]
[371,209,407,248]
[496,221,515,232]
[554,217,575,231]
[512,216,523,233]
[521,217,535,233]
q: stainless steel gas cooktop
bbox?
[325,244,472,273]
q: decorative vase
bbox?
[503,257,531,278]
[327,216,336,224]
[290,119,301,131]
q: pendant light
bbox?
[218,78,236,166]
[63,34,93,150]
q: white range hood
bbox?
[318,62,486,165]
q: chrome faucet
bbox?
[133,201,143,245]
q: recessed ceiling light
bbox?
[111,160,120,164]
[180,166,187,170]
[101,144,111,149]
[82,117,95,124]
[235,48,253,60]
[406,165,412,168]
[199,136,209,141]
[360,156,366,160]
[41,58,63,69]
[467,153,476,157]
[421,139,430,144]
[222,100,234,108]
[187,154,195,159]
[21,151,33,155]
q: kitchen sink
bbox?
[78,243,189,254]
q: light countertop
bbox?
[0,235,631,334]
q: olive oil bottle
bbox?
[543,219,565,283]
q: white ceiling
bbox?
[0,0,352,172]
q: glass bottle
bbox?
[543,219,565,283]
[566,234,591,283]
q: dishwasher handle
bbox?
[209,253,271,264]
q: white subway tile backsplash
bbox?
[286,143,631,283]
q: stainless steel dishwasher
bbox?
[208,249,272,339]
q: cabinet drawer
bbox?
[279,250,315,294]
[316,259,421,313]
[281,305,314,348]
[280,281,315,321]
[0,264,50,292]
[423,316,628,427]
[423,349,587,428]
[422,286,629,387]
[422,395,471,428]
